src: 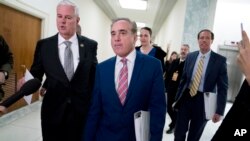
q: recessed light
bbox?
[119,0,147,10]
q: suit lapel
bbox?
[49,34,69,84]
[204,51,216,83]
[124,52,145,105]
[188,52,199,77]
[109,57,121,105]
[73,35,85,76]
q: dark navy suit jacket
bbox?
[175,50,228,116]
[84,52,166,141]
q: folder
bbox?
[203,92,217,120]
[134,110,150,141]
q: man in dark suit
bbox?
[39,24,82,97]
[211,30,250,141]
[83,18,166,141]
[165,44,189,134]
[17,1,97,141]
[0,35,13,101]
[173,29,228,141]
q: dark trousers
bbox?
[41,104,85,141]
[167,91,177,129]
[174,89,208,141]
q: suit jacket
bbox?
[175,51,228,115]
[211,79,250,140]
[30,34,97,124]
[84,52,166,141]
[135,45,166,71]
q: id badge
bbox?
[172,71,178,81]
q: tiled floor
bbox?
[0,101,232,141]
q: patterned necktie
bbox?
[64,41,74,80]
[190,55,205,97]
[117,58,128,105]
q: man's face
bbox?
[139,29,151,46]
[198,31,213,53]
[180,46,189,59]
[111,20,137,57]
[57,5,79,39]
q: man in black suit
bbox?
[0,35,13,101]
[17,1,97,141]
[165,44,189,134]
[211,30,250,141]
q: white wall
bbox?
[154,0,187,60]
[1,0,113,62]
[213,0,250,51]
[154,0,250,57]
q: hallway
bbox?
[0,101,232,141]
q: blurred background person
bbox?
[76,24,82,35]
[136,26,166,70]
[0,35,13,102]
[165,44,189,134]
[164,51,178,74]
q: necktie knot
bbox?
[64,41,72,48]
[121,58,127,65]
[201,55,205,60]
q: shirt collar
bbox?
[116,49,136,65]
[58,33,78,45]
[199,50,211,59]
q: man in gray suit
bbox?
[17,1,97,141]
[173,29,228,141]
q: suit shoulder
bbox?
[140,53,161,65]
[98,57,115,66]
[212,51,227,61]
[37,34,57,43]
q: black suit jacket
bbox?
[135,45,166,70]
[165,58,185,95]
[30,34,97,124]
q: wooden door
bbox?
[0,4,42,113]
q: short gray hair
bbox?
[57,0,79,16]
[111,18,137,34]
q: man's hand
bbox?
[39,87,47,97]
[0,105,7,116]
[0,72,6,84]
[238,31,250,85]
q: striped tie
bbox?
[117,58,128,105]
[64,41,74,80]
[190,56,205,97]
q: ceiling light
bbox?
[136,22,146,28]
[119,0,147,10]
